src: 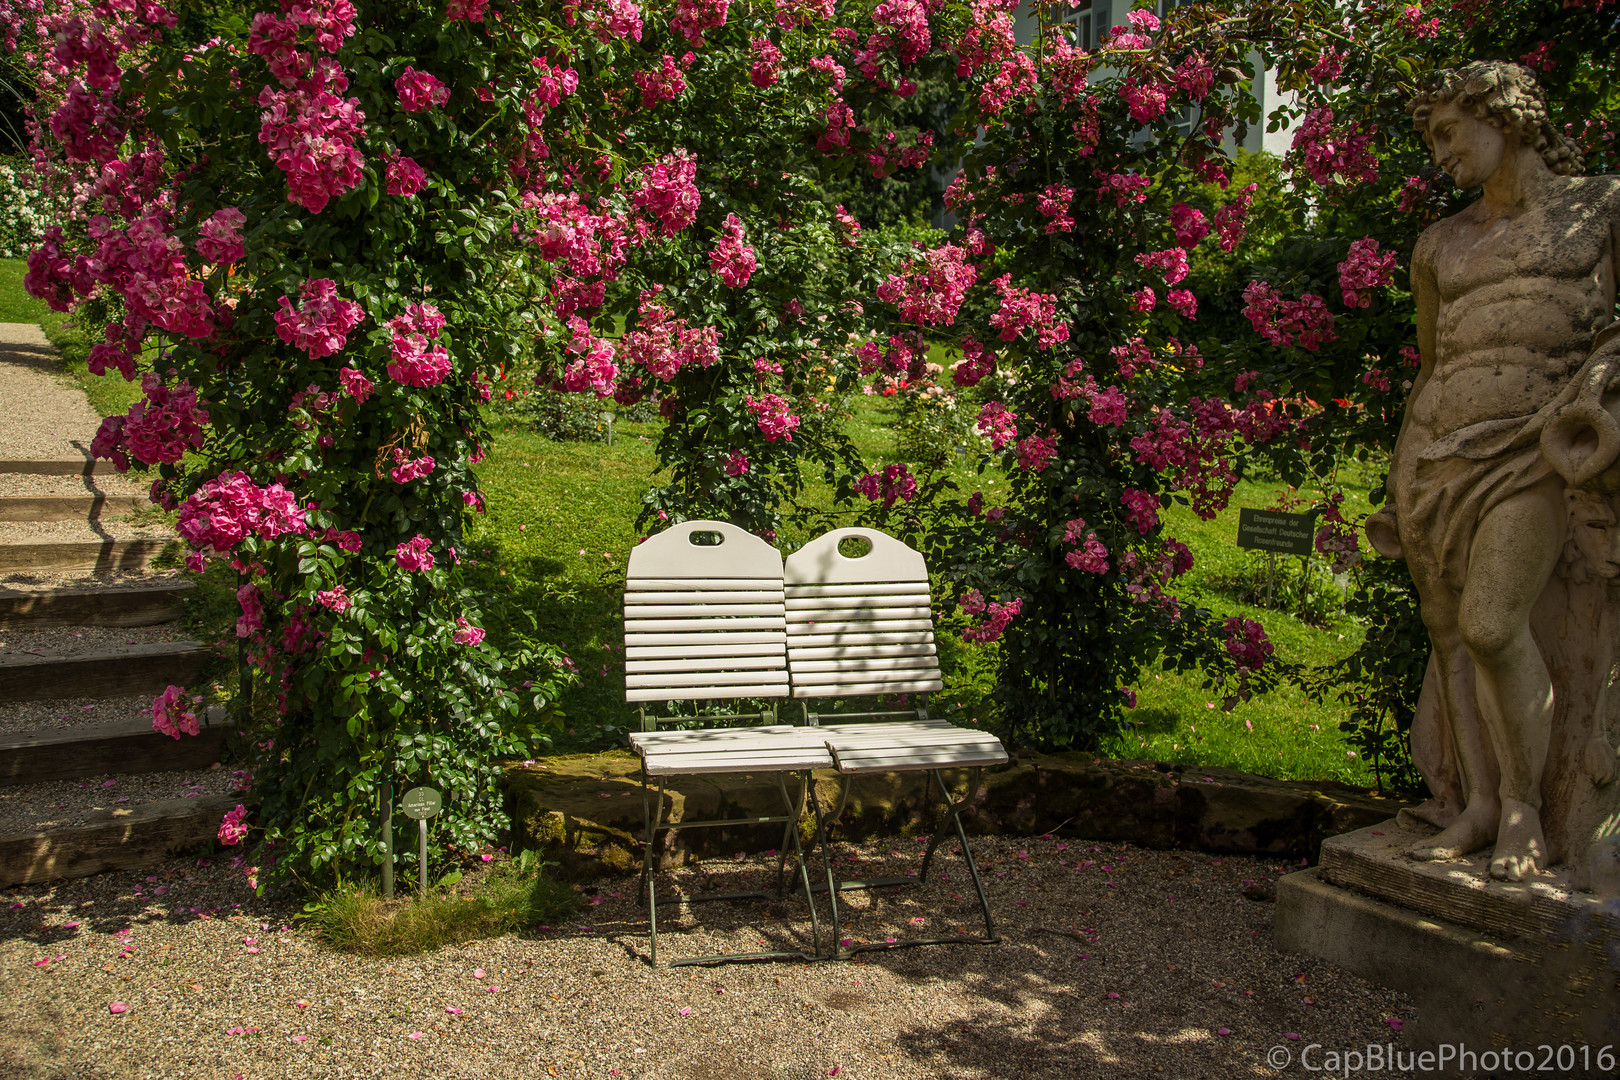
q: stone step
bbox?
[0,792,237,887]
[0,579,193,629]
[0,538,175,575]
[0,494,150,522]
[0,459,105,476]
[0,711,231,787]
[0,641,212,703]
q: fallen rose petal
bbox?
[446,1007,463,1015]
[292,1034,309,1042]
[1285,1032,1301,1041]
[1216,1027,1231,1036]
[109,1002,128,1014]
[473,968,486,979]
[294,1000,310,1008]
[408,1032,425,1040]
[1107,992,1120,1000]
[1385,1017,1403,1031]
[678,1007,692,1017]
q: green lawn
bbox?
[0,257,1384,786]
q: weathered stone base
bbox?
[503,750,1407,879]
[1276,826,1620,1068]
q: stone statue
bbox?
[1364,61,1620,882]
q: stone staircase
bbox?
[0,325,237,888]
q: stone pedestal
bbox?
[1277,819,1620,1068]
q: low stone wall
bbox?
[504,751,1409,880]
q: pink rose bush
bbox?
[395,66,449,111]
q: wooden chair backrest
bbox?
[782,528,944,700]
[623,520,789,704]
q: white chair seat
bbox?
[819,721,1008,774]
[631,725,833,776]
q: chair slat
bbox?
[642,749,833,775]
[627,631,783,648]
[786,618,932,635]
[785,595,931,611]
[628,684,791,702]
[793,667,937,686]
[828,746,1008,772]
[627,655,784,674]
[788,643,936,661]
[790,678,942,698]
[626,670,790,689]
[626,590,783,605]
[786,604,932,620]
[624,616,786,632]
[624,603,784,618]
[627,577,784,590]
[789,656,941,674]
[784,583,929,598]
[789,631,935,648]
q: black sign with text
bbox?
[1236,508,1317,557]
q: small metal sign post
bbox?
[400,786,443,901]
[1236,508,1318,606]
[380,781,394,900]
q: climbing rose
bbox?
[746,393,800,442]
[876,243,978,327]
[396,535,435,571]
[389,452,435,484]
[338,366,373,403]
[976,401,1019,449]
[750,38,783,87]
[217,804,249,846]
[385,155,426,196]
[257,64,367,214]
[316,585,351,613]
[1242,282,1337,351]
[633,54,687,108]
[453,617,486,646]
[1016,429,1058,472]
[854,463,918,508]
[1120,488,1160,534]
[1223,617,1273,671]
[395,66,449,111]
[177,472,310,557]
[708,214,756,287]
[151,685,200,739]
[1337,237,1396,308]
[722,450,749,476]
[1169,204,1209,249]
[962,598,1022,643]
[275,279,364,359]
[195,208,247,264]
[387,304,452,387]
[631,150,700,235]
[236,584,265,638]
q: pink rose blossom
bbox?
[709,214,757,287]
[396,535,435,571]
[385,155,427,196]
[395,66,450,111]
[453,617,486,646]
[196,208,247,264]
[1337,237,1396,308]
[854,463,918,508]
[151,685,201,739]
[746,393,801,442]
[316,585,351,613]
[218,804,249,846]
[275,278,364,359]
[339,366,373,403]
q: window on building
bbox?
[1058,0,1110,51]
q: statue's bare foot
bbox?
[1398,799,1459,831]
[1407,802,1497,861]
[1489,798,1547,881]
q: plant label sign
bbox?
[401,786,442,820]
[1236,508,1317,557]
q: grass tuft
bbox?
[302,856,579,956]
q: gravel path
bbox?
[0,519,174,545]
[0,836,1417,1079]
[0,323,108,461]
[0,765,242,833]
[0,694,159,738]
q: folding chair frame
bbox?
[638,763,839,967]
[797,699,1001,959]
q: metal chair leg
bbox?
[932,767,998,944]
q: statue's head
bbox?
[1409,61,1583,186]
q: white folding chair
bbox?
[784,526,1006,957]
[623,520,837,965]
